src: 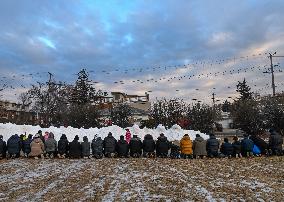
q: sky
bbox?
[1,0,284,104]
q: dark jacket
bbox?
[7,135,21,155]
[116,139,129,157]
[58,135,69,155]
[206,136,219,154]
[0,138,6,156]
[129,136,143,155]
[81,137,91,157]
[220,142,234,156]
[22,137,33,154]
[193,136,207,156]
[69,139,82,158]
[45,133,57,153]
[143,134,156,153]
[103,134,117,154]
[91,137,104,155]
[156,136,170,156]
[250,135,268,153]
[241,137,254,152]
[232,140,242,154]
[269,132,283,151]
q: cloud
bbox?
[0,0,284,103]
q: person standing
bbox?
[125,129,132,144]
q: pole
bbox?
[269,54,276,97]
[212,93,216,105]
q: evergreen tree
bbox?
[236,78,252,100]
[110,104,132,128]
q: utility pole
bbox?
[264,52,284,97]
[212,92,216,105]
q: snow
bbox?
[0,123,208,142]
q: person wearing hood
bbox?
[0,135,7,159]
[156,133,170,158]
[29,134,45,159]
[250,135,269,155]
[38,130,45,144]
[44,131,49,141]
[45,132,57,158]
[269,129,283,156]
[125,129,132,144]
[103,132,117,157]
[69,135,82,158]
[91,135,104,159]
[232,136,242,158]
[220,138,234,157]
[81,136,91,158]
[57,134,69,158]
[241,134,254,157]
[206,133,220,158]
[143,134,156,158]
[22,134,33,157]
[129,135,143,157]
[116,135,129,158]
[180,134,193,159]
[193,134,207,159]
[7,134,22,158]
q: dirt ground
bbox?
[0,157,284,201]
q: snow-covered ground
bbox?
[0,123,208,142]
[0,157,283,201]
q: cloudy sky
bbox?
[1,0,284,103]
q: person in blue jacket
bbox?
[241,134,254,157]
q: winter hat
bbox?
[0,135,3,139]
[83,136,88,141]
[34,134,39,138]
[49,132,54,139]
[28,134,33,139]
[184,134,189,137]
[120,135,124,140]
[133,135,138,138]
[160,133,165,137]
[126,129,129,131]
[38,130,42,135]
[196,134,200,138]
[224,138,229,143]
[74,135,79,140]
[108,132,112,137]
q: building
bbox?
[0,100,36,124]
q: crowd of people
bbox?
[0,128,283,160]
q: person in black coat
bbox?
[241,134,254,157]
[103,132,117,157]
[156,133,170,158]
[269,129,283,155]
[0,135,7,159]
[69,135,82,158]
[22,134,33,157]
[129,135,143,158]
[232,136,242,158]
[206,134,220,158]
[58,134,69,158]
[7,134,22,158]
[81,136,91,158]
[116,135,129,158]
[250,135,269,155]
[220,138,233,157]
[143,134,156,157]
[91,136,104,159]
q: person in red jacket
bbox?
[125,129,132,144]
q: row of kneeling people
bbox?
[0,129,283,159]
